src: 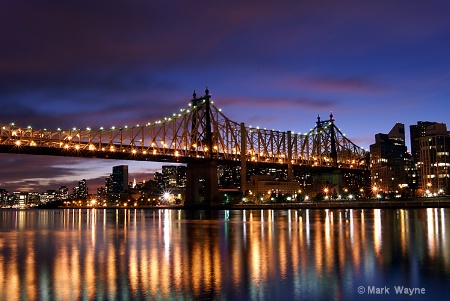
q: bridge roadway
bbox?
[0,143,364,174]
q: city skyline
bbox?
[1,0,450,191]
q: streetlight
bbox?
[372,185,378,199]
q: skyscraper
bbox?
[370,123,410,196]
[412,122,450,194]
[111,165,129,193]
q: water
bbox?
[0,208,449,301]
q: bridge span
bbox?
[0,89,368,205]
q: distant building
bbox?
[73,179,88,199]
[40,190,56,203]
[110,165,129,193]
[412,122,450,194]
[218,165,241,189]
[156,165,187,189]
[57,186,69,200]
[0,189,8,207]
[370,123,410,197]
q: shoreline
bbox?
[56,197,450,210]
[3,198,450,210]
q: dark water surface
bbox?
[1,208,449,300]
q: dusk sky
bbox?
[1,0,450,192]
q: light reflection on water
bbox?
[0,208,449,300]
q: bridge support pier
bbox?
[185,160,219,207]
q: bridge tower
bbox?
[185,88,219,206]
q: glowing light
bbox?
[15,140,21,146]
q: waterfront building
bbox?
[412,122,450,194]
[39,191,56,204]
[246,175,301,202]
[370,123,410,197]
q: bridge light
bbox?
[11,123,15,126]
[132,149,137,154]
[143,150,147,154]
[86,127,91,131]
[175,151,179,156]
[110,146,115,152]
[89,145,95,151]
[75,145,80,150]
[64,144,69,149]
[15,140,21,146]
[111,126,115,130]
[27,126,32,129]
[100,127,104,130]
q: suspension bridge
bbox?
[0,88,368,205]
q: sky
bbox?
[1,0,450,192]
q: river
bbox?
[0,208,449,300]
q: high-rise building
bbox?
[410,121,444,163]
[158,165,186,189]
[370,123,410,196]
[111,165,129,193]
[74,179,88,199]
[413,122,450,194]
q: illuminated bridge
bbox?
[0,88,368,205]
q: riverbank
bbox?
[48,197,450,210]
[229,198,450,210]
